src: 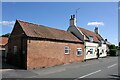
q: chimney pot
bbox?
[95,27,98,34]
[73,15,75,18]
[71,15,73,19]
[105,39,107,41]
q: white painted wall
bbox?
[67,15,107,60]
[85,42,107,60]
[70,18,76,26]
[99,44,107,57]
[85,42,98,59]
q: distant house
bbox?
[67,15,109,60]
[7,20,84,69]
[0,37,8,61]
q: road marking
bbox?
[107,63,117,69]
[74,70,101,80]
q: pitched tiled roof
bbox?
[0,37,8,46]
[78,27,104,42]
[17,20,82,43]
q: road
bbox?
[1,56,119,79]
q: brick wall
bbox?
[27,39,84,69]
[7,21,84,70]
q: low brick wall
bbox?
[27,39,84,69]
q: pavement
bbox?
[1,56,119,79]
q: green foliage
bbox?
[109,44,117,56]
[1,33,11,37]
[118,48,120,50]
[109,44,116,49]
[109,49,117,56]
[116,46,118,49]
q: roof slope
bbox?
[0,37,8,46]
[78,27,104,42]
[17,20,82,43]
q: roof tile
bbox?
[17,20,82,43]
[0,37,8,46]
[78,27,103,42]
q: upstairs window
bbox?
[89,36,93,42]
[99,42,102,47]
[77,48,82,56]
[101,40,104,44]
[64,46,70,54]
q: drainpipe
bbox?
[84,41,86,61]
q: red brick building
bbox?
[7,20,84,69]
[0,37,8,51]
[0,37,8,60]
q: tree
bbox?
[109,44,116,49]
[1,33,11,37]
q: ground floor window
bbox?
[13,46,17,54]
[102,49,104,53]
[77,48,82,56]
[64,46,70,54]
[90,49,93,54]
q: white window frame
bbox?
[64,46,70,54]
[89,36,93,42]
[102,49,104,53]
[90,48,93,54]
[76,48,82,56]
[101,40,104,44]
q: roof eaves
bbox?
[28,36,83,43]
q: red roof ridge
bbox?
[17,19,66,32]
[77,26,104,42]
[78,27,96,35]
[16,19,82,43]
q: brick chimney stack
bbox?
[70,15,76,27]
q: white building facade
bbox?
[84,42,107,60]
[67,15,108,60]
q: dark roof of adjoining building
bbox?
[0,37,8,46]
[17,20,82,43]
[78,27,104,43]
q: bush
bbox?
[109,49,117,56]
[109,45,117,56]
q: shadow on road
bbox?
[0,56,21,70]
[1,61,21,70]
[108,74,120,80]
